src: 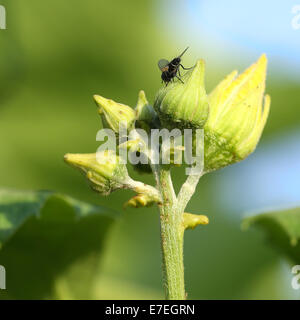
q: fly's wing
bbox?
[158,59,169,71]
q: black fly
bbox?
[158,47,193,86]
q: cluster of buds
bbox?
[64,53,271,301]
[64,53,270,211]
[154,54,270,172]
[65,92,162,206]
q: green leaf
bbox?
[242,207,300,264]
[0,189,118,299]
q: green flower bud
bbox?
[154,59,209,130]
[124,194,157,208]
[64,151,130,195]
[94,94,136,132]
[135,90,160,132]
[204,54,270,172]
[183,213,209,230]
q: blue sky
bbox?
[159,0,300,81]
[217,131,300,216]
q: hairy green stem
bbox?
[158,167,185,300]
[127,178,162,203]
[177,173,203,213]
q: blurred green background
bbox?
[0,0,300,299]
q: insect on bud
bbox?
[204,54,270,172]
[154,59,209,130]
[64,151,130,196]
[94,94,136,133]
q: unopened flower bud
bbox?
[135,90,160,132]
[154,59,209,130]
[64,151,130,195]
[94,94,136,132]
[124,194,157,208]
[183,213,209,230]
[204,54,270,172]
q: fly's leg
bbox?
[178,67,182,77]
[176,75,184,84]
[180,64,194,70]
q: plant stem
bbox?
[158,167,185,300]
[177,172,203,213]
[127,179,162,203]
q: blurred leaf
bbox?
[55,273,164,300]
[0,189,118,299]
[242,207,300,263]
